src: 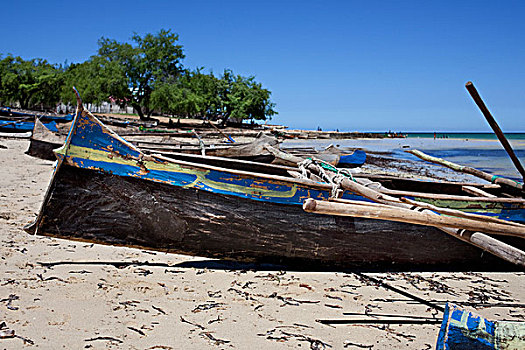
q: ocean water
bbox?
[405,132,525,140]
[282,134,525,182]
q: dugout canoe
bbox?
[25,95,525,270]
[0,107,74,123]
[137,133,279,163]
[26,118,65,160]
[25,119,367,167]
[135,138,366,167]
[0,118,59,133]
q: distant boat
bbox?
[26,93,525,270]
[25,118,367,168]
[0,119,58,133]
[26,119,66,160]
[0,107,74,123]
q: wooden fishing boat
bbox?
[26,119,65,160]
[272,145,367,168]
[436,303,524,349]
[25,117,368,167]
[0,107,74,123]
[0,118,59,133]
[26,94,525,270]
[136,133,279,163]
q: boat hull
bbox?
[0,119,58,132]
[32,164,521,270]
[26,139,61,160]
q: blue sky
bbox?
[2,1,524,131]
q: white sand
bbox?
[1,139,524,349]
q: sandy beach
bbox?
[1,138,524,349]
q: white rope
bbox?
[298,158,313,179]
[299,158,356,198]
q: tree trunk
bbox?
[20,98,29,110]
[133,103,146,120]
[220,114,229,127]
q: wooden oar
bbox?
[465,81,525,181]
[406,149,522,190]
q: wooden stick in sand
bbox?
[191,129,206,156]
[265,146,525,266]
[465,81,525,181]
[406,149,523,191]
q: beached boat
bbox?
[436,303,524,349]
[272,145,367,168]
[0,119,59,133]
[26,95,525,269]
[0,107,74,123]
[25,118,368,167]
[26,119,65,160]
[136,133,279,163]
[129,139,366,167]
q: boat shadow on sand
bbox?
[37,257,523,273]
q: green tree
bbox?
[0,55,63,109]
[97,29,185,120]
[217,69,276,125]
[60,57,128,107]
[150,69,220,119]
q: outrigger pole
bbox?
[465,81,525,182]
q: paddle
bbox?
[465,81,525,181]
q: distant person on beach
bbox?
[434,132,436,140]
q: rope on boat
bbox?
[298,158,355,198]
[298,158,313,179]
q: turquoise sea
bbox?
[405,132,525,140]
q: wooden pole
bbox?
[303,199,525,238]
[332,197,525,228]
[304,198,525,267]
[191,129,206,156]
[398,197,525,228]
[208,120,235,143]
[406,149,522,190]
[465,81,525,181]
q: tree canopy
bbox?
[0,29,277,123]
[0,55,63,109]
